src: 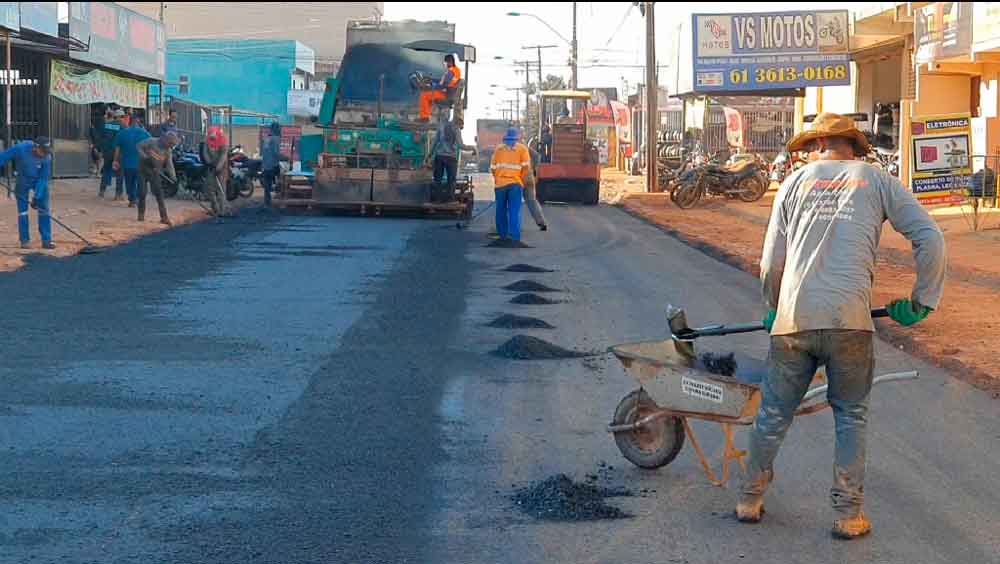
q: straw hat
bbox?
[787,112,871,153]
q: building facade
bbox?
[117,2,383,76]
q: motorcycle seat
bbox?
[724,160,757,173]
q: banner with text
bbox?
[49,60,147,108]
[910,113,972,204]
[692,10,850,92]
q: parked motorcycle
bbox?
[161,145,213,200]
[672,153,769,209]
[226,145,259,201]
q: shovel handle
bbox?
[680,307,891,339]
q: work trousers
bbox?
[433,155,458,202]
[138,165,170,222]
[262,168,278,206]
[207,173,230,216]
[420,90,449,120]
[100,156,123,197]
[14,187,51,243]
[523,184,547,228]
[495,184,523,241]
[742,329,875,516]
[123,168,140,204]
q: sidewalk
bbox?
[614,180,1000,393]
[0,176,257,272]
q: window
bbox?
[178,75,190,95]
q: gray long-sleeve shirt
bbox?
[761,160,946,335]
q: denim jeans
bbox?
[100,157,123,196]
[742,329,875,516]
[494,184,523,241]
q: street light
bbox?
[507,5,577,89]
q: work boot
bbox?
[128,201,135,208]
[19,241,30,249]
[735,494,765,523]
[160,217,172,226]
[539,224,548,231]
[736,468,773,523]
[832,512,872,540]
[137,213,144,222]
[42,241,56,250]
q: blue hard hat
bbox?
[503,127,520,141]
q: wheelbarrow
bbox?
[606,305,917,487]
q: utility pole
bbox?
[514,60,534,125]
[571,2,578,89]
[644,2,657,193]
[523,44,556,137]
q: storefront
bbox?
[49,1,166,177]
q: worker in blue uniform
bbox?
[0,138,54,249]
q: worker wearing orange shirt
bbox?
[419,54,461,121]
[490,127,531,242]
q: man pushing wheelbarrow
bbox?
[742,113,946,538]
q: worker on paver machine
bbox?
[740,112,947,539]
[419,54,462,122]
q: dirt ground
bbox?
[615,178,1000,395]
[0,176,256,271]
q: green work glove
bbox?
[888,299,932,327]
[763,310,777,332]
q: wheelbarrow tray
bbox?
[611,340,768,422]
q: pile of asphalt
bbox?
[509,293,562,305]
[491,335,593,360]
[487,239,532,249]
[503,264,554,273]
[503,280,560,293]
[512,474,632,522]
[485,314,555,330]
[700,352,738,377]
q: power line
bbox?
[604,4,635,47]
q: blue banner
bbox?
[693,10,851,93]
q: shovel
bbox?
[666,305,890,358]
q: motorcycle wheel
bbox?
[226,179,239,201]
[738,174,768,202]
[673,182,704,209]
[239,180,254,199]
[161,175,180,198]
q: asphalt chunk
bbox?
[512,474,633,522]
[503,280,560,293]
[509,293,562,305]
[503,264,554,273]
[700,352,738,377]
[485,314,556,330]
[491,335,593,360]
[486,239,533,249]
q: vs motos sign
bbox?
[693,10,850,92]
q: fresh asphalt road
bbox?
[0,178,996,564]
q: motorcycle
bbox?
[672,153,769,209]
[226,145,259,201]
[161,145,213,200]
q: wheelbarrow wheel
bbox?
[612,389,685,469]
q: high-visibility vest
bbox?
[491,142,531,187]
[442,65,461,89]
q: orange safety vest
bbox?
[442,64,461,89]
[491,142,531,188]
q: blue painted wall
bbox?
[165,39,300,124]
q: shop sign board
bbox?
[49,60,147,108]
[910,113,972,204]
[288,90,323,117]
[722,106,744,148]
[0,3,18,32]
[915,2,972,64]
[692,10,850,92]
[973,2,1000,53]
[69,2,166,81]
[19,2,56,37]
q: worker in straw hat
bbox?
[738,112,947,539]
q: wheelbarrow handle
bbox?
[678,308,891,340]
